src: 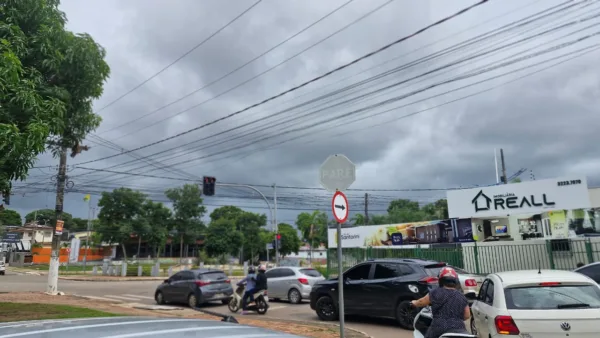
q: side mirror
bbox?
[164,279,170,284]
[465,292,477,300]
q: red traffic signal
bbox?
[276,233,281,240]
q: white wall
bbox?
[462,238,600,274]
[590,188,600,208]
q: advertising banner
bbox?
[69,238,80,263]
[447,176,591,218]
[327,221,441,248]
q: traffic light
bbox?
[275,233,281,248]
[203,176,216,196]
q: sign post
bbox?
[320,154,356,338]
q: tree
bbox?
[209,205,244,222]
[24,209,73,228]
[295,211,328,245]
[277,223,301,257]
[140,200,172,259]
[70,218,88,232]
[209,206,267,263]
[205,218,242,258]
[165,184,206,260]
[350,213,366,226]
[369,214,389,225]
[421,199,449,220]
[0,209,21,226]
[96,188,147,259]
[387,199,420,214]
[0,0,67,195]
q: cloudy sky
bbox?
[9,0,600,227]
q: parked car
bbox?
[265,266,325,304]
[470,269,600,337]
[310,258,447,329]
[449,265,484,297]
[0,260,5,275]
[575,262,600,284]
[155,268,233,308]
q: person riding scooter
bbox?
[241,265,268,314]
[237,267,256,305]
[411,267,471,338]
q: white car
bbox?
[470,269,600,337]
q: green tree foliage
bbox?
[295,211,328,248]
[387,199,420,214]
[208,206,267,262]
[277,223,301,257]
[141,200,172,258]
[0,208,21,225]
[350,213,366,225]
[204,218,243,258]
[165,184,206,259]
[96,188,147,259]
[0,0,110,194]
[70,217,88,232]
[24,209,72,227]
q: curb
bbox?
[254,316,372,338]
[58,277,166,282]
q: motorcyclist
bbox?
[241,265,268,314]
[410,267,471,338]
[237,266,256,304]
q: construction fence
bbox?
[326,237,600,277]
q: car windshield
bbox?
[425,267,444,277]
[200,271,228,281]
[505,284,600,309]
[300,269,322,277]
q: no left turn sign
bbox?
[331,191,349,223]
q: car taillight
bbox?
[465,279,477,287]
[539,282,561,286]
[495,315,520,335]
[419,277,438,285]
[298,278,309,285]
[195,280,210,287]
[225,279,230,284]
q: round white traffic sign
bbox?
[331,191,349,223]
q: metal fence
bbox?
[326,238,600,277]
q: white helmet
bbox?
[258,264,266,272]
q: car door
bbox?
[265,268,283,298]
[176,271,196,301]
[277,268,297,297]
[342,263,373,314]
[471,278,494,338]
[364,262,416,317]
[163,272,182,302]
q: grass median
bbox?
[0,303,118,322]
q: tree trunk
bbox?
[179,233,184,263]
[121,243,128,261]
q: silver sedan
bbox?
[265,267,325,304]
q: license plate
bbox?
[213,293,224,298]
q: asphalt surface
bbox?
[0,272,412,338]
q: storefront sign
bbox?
[1,232,22,243]
[447,176,591,218]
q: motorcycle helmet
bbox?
[248,266,255,274]
[438,266,459,288]
[258,264,266,272]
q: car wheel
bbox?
[470,317,478,336]
[288,289,302,304]
[315,296,338,321]
[396,300,418,330]
[155,291,165,305]
[188,294,199,308]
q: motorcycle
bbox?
[227,285,269,315]
[413,292,477,338]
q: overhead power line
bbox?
[94,0,263,114]
[68,0,491,166]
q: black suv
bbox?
[310,258,447,329]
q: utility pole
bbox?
[47,148,67,295]
[82,199,92,272]
[500,148,508,184]
[364,193,369,225]
[273,183,279,265]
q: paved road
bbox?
[0,273,411,338]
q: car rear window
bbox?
[199,271,228,281]
[300,269,322,277]
[505,285,600,309]
[425,267,444,277]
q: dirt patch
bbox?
[0,293,365,338]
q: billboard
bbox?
[327,221,443,248]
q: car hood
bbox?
[0,316,303,338]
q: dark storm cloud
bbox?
[9,0,600,223]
